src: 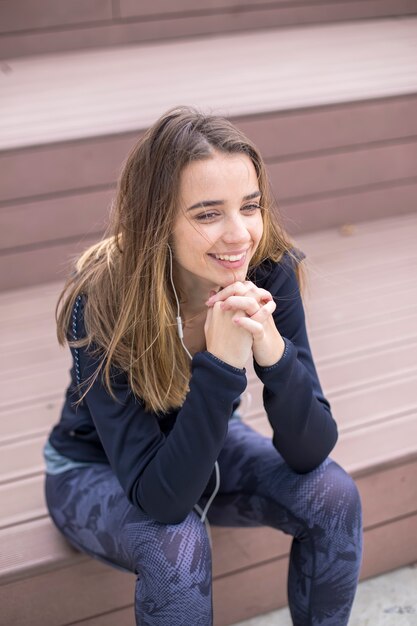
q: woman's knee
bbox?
[123,509,212,582]
[301,460,362,535]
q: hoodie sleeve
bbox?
[253,254,338,473]
[72,299,247,524]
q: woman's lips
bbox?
[208,251,248,269]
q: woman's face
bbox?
[172,151,264,295]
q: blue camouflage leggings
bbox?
[45,419,362,626]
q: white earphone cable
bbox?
[167,244,220,547]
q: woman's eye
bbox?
[195,211,219,222]
[242,204,261,213]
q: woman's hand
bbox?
[206,281,285,367]
[204,301,253,369]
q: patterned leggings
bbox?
[45,419,363,626]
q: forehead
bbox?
[179,152,259,202]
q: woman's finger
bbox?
[206,282,272,306]
[220,295,261,316]
[206,282,247,304]
[232,299,276,336]
[232,315,265,340]
[249,299,276,320]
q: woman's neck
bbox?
[174,269,218,324]
[180,296,208,328]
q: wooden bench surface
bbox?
[1,212,417,624]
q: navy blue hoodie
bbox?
[49,253,338,524]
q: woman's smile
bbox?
[207,249,249,269]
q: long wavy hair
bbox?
[57,106,300,413]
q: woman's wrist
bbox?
[253,321,285,367]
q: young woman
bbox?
[44,107,363,626]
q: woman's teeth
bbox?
[214,253,245,262]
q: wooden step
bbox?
[2,20,417,152]
[1,0,416,59]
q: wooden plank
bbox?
[316,342,417,394]
[270,141,417,202]
[0,235,99,291]
[297,212,417,262]
[214,555,289,626]
[118,0,416,18]
[0,188,113,251]
[0,397,63,445]
[68,604,136,626]
[0,1,113,33]
[1,315,61,351]
[0,517,79,583]
[120,0,263,16]
[0,135,133,204]
[68,606,135,626]
[322,414,417,476]
[0,435,45,484]
[0,475,46,529]
[0,368,71,411]
[281,180,417,234]
[329,374,417,426]
[0,280,61,306]
[360,513,417,579]
[0,556,134,626]
[358,461,417,529]
[307,286,417,333]
[309,311,417,363]
[237,95,417,160]
[305,265,417,307]
[1,332,59,358]
[3,347,66,377]
[2,0,416,59]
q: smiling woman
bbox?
[43,107,362,626]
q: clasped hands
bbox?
[204,281,285,369]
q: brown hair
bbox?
[57,106,299,412]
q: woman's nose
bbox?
[222,215,250,243]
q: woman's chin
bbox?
[218,269,248,288]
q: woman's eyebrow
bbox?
[186,190,261,212]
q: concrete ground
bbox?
[231,564,417,626]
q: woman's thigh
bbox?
[206,418,361,538]
[45,464,211,576]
